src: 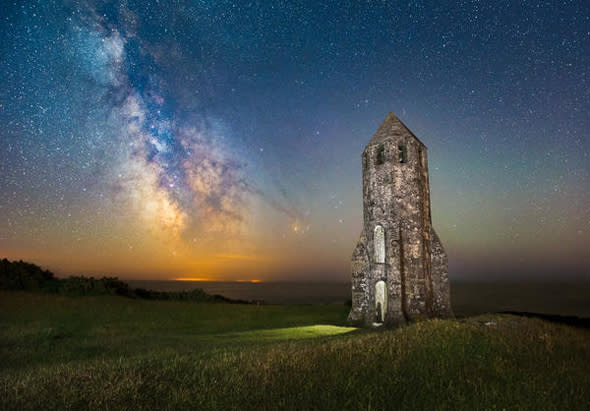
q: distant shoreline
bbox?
[126,280,590,318]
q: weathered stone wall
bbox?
[348,112,453,327]
[348,236,369,322]
[430,228,453,317]
[394,137,430,320]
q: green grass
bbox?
[1,291,589,410]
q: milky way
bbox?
[1,1,588,281]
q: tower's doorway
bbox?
[375,280,387,323]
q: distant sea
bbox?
[127,281,351,305]
[126,280,590,318]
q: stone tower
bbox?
[348,113,453,326]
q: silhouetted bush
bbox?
[0,258,56,290]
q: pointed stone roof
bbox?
[366,112,426,149]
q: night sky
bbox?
[1,1,588,282]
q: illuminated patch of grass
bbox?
[222,324,358,341]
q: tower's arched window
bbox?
[376,145,385,165]
[398,144,407,163]
[374,225,385,263]
[419,147,424,168]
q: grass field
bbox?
[1,291,589,410]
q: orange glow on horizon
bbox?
[174,277,262,283]
[174,277,214,282]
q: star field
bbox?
[1,1,588,281]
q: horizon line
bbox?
[173,277,262,283]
